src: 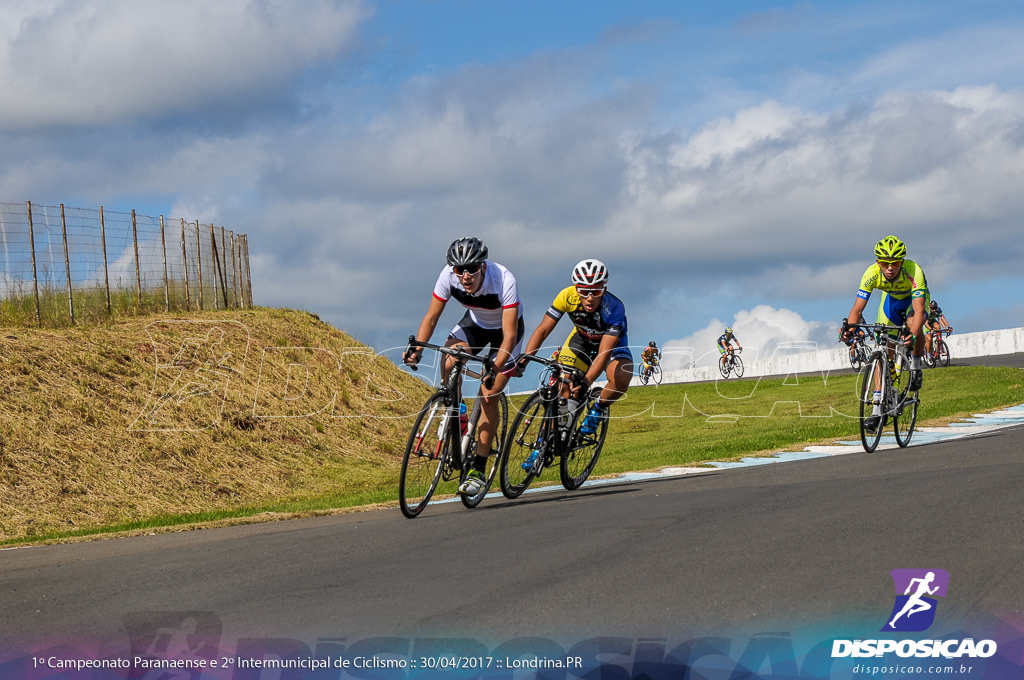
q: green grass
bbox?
[2,310,1020,547]
[594,365,1023,472]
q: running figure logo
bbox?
[882,568,949,632]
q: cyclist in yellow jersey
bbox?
[842,235,929,432]
[641,341,661,380]
[518,259,633,450]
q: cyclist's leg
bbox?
[599,347,634,407]
[476,317,524,456]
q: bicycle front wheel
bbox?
[859,355,885,453]
[399,392,452,518]
[938,341,950,367]
[460,392,508,509]
[731,355,744,378]
[500,392,549,499]
[651,365,663,385]
[639,367,650,385]
[850,346,865,372]
[561,389,609,490]
[893,388,918,447]
[892,353,918,448]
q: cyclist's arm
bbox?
[845,297,869,336]
[522,314,558,357]
[409,296,447,361]
[907,297,927,337]
[940,315,951,330]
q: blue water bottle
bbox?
[459,401,469,436]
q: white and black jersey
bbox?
[432,261,522,329]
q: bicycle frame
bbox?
[500,353,607,497]
[844,322,920,452]
[399,337,506,517]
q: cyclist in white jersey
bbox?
[404,237,524,496]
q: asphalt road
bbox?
[2,355,1023,668]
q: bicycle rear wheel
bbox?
[499,392,549,499]
[859,355,885,453]
[731,355,744,378]
[561,388,608,490]
[460,392,508,509]
[719,355,730,378]
[399,392,451,518]
[651,365,663,385]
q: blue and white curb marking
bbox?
[440,402,1024,504]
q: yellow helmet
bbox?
[874,235,907,260]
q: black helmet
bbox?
[648,341,657,348]
[446,237,488,267]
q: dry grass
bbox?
[0,307,432,542]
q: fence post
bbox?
[100,206,111,314]
[60,204,75,325]
[131,209,142,310]
[231,233,242,309]
[243,235,253,307]
[180,218,190,310]
[26,202,41,324]
[160,215,170,312]
[220,226,229,308]
[219,225,230,308]
[195,220,204,310]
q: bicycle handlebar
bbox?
[516,352,588,386]
[405,336,494,383]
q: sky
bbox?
[2,0,1023,371]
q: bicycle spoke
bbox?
[859,355,885,453]
[399,393,451,518]
[561,390,608,490]
[460,392,508,508]
[500,392,549,498]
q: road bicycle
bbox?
[844,321,920,453]
[399,338,508,518]
[924,327,951,368]
[639,360,662,385]
[499,354,609,498]
[845,331,869,372]
[718,347,744,378]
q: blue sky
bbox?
[2,0,1023,368]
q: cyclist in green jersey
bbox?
[842,235,929,432]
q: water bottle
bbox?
[459,401,469,436]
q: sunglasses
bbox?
[877,259,904,268]
[576,287,605,298]
[453,264,482,276]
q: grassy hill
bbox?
[0,308,432,543]
[2,307,1022,545]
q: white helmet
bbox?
[571,258,608,286]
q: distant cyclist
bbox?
[841,235,930,433]
[518,259,633,461]
[641,341,661,379]
[404,237,525,496]
[718,328,742,359]
[925,300,952,356]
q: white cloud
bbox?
[661,305,834,371]
[0,0,369,129]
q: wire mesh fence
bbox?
[0,201,252,327]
